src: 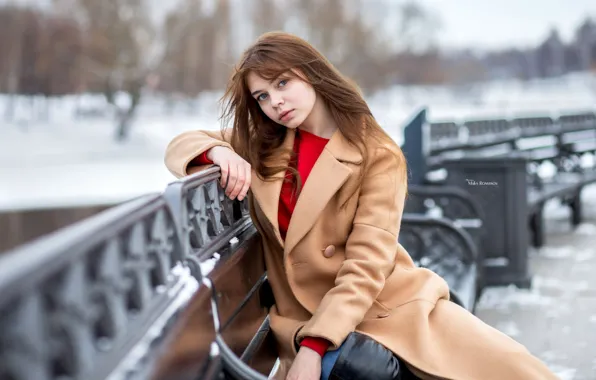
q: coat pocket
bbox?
[363,299,392,320]
[375,265,449,311]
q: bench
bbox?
[399,213,479,311]
[399,108,596,287]
[406,185,486,246]
[422,111,596,247]
[405,185,486,293]
[0,165,483,380]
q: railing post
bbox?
[401,107,429,186]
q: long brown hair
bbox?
[219,31,406,194]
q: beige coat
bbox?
[164,127,558,380]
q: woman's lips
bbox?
[279,110,294,122]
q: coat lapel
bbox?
[249,129,296,247]
[283,129,363,257]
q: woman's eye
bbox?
[257,93,268,101]
[278,79,288,87]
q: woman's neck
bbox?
[298,96,338,139]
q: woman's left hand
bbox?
[285,346,322,380]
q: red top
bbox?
[195,129,332,356]
[278,129,329,240]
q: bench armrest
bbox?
[400,213,481,310]
[406,185,485,248]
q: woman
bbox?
[164,32,558,380]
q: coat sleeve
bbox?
[296,145,408,349]
[164,128,233,178]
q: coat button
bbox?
[322,245,335,258]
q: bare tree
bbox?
[156,0,234,96]
[393,1,441,53]
[274,0,393,92]
[251,0,286,36]
[52,0,201,141]
[575,18,596,71]
[285,0,442,90]
[0,6,28,121]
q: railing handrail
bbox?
[0,193,164,303]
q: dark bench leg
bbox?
[570,190,583,227]
[529,209,545,248]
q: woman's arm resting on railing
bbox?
[164,129,233,178]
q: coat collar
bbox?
[324,127,363,165]
[249,127,363,251]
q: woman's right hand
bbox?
[207,146,252,201]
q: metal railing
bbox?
[0,168,252,380]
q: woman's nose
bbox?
[270,92,284,107]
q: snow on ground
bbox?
[0,93,226,210]
[473,188,596,378]
[1,72,595,211]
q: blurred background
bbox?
[1,0,596,252]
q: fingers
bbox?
[219,161,229,188]
[216,150,251,201]
[238,163,252,201]
[228,163,245,200]
[227,162,252,200]
[225,164,239,198]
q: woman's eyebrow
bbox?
[251,75,287,96]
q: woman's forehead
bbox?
[246,69,299,91]
[246,71,269,89]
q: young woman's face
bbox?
[246,70,316,129]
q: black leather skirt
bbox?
[324,332,421,380]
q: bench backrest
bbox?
[0,193,197,380]
[0,166,275,380]
[401,108,430,185]
[422,110,596,156]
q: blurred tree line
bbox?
[0,0,446,138]
[0,0,444,96]
[1,0,595,139]
[480,19,596,80]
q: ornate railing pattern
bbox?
[0,167,254,380]
[0,194,194,380]
[163,167,252,277]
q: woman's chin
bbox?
[281,120,300,129]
